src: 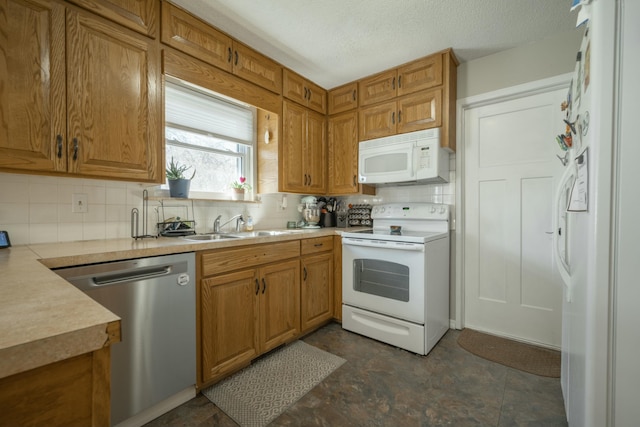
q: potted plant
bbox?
[231,177,251,201]
[166,157,195,198]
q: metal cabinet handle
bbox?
[72,138,79,161]
[234,50,239,66]
[392,77,395,90]
[398,75,402,88]
[353,175,357,186]
[255,278,259,295]
[56,135,63,158]
[314,243,323,247]
[398,110,402,123]
[308,175,311,186]
[352,90,356,101]
[261,278,266,294]
[228,47,232,62]
[303,267,307,281]
[391,112,395,125]
[307,89,311,101]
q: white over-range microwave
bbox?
[358,128,449,185]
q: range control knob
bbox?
[439,206,446,214]
[379,207,386,214]
[430,206,436,213]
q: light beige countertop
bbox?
[0,228,347,379]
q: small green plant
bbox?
[231,176,251,190]
[166,157,195,180]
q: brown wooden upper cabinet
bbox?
[283,69,327,114]
[328,82,358,115]
[359,89,442,141]
[66,0,159,37]
[161,2,282,94]
[356,50,457,150]
[281,100,326,194]
[0,0,162,182]
[359,55,443,107]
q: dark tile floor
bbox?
[145,322,567,427]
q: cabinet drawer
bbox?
[201,241,300,276]
[301,236,334,255]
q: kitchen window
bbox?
[164,79,256,198]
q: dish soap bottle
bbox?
[245,215,254,231]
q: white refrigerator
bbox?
[555,0,640,425]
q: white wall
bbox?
[458,29,584,99]
[0,172,303,245]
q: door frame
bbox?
[454,72,573,330]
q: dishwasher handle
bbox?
[92,266,172,286]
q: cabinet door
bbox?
[282,69,307,106]
[201,269,259,384]
[233,42,282,94]
[67,0,158,37]
[306,110,326,193]
[301,252,333,332]
[328,111,358,194]
[328,82,358,115]
[259,260,300,353]
[358,69,397,107]
[281,100,306,192]
[283,69,326,113]
[0,0,66,173]
[397,55,443,97]
[161,2,232,72]
[305,80,326,114]
[397,89,442,134]
[67,9,161,181]
[358,100,396,140]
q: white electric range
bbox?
[341,203,450,355]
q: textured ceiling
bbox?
[170,0,577,90]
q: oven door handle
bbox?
[342,238,424,251]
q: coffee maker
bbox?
[299,196,320,228]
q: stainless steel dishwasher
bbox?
[54,252,196,427]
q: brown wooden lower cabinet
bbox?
[198,238,338,388]
[0,347,111,427]
[301,252,333,332]
[198,243,301,386]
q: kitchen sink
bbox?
[231,230,293,238]
[182,233,240,241]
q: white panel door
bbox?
[464,89,566,348]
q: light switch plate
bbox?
[72,193,88,213]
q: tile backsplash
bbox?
[0,153,455,245]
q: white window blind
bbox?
[165,82,254,145]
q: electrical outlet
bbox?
[72,193,88,213]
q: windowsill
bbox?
[146,196,260,203]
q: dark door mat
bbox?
[457,328,560,377]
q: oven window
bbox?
[353,259,409,302]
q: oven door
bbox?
[342,237,425,324]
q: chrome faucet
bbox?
[213,214,244,233]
